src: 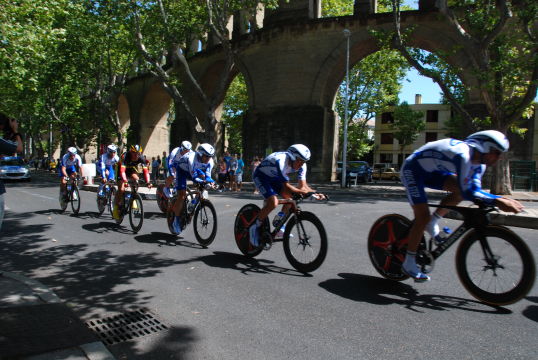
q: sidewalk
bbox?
[0,271,116,360]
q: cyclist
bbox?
[400,130,524,282]
[163,141,192,198]
[249,144,323,246]
[98,144,119,196]
[59,147,84,199]
[168,143,217,235]
[113,144,152,220]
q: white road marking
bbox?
[16,189,56,200]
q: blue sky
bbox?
[399,68,442,104]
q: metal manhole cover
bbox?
[85,308,168,345]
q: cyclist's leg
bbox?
[250,173,279,246]
[170,170,188,233]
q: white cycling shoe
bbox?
[402,261,430,283]
[249,224,260,247]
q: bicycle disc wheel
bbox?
[455,226,536,306]
[234,204,264,257]
[283,211,328,273]
[193,200,217,247]
[71,187,81,215]
[156,184,168,213]
[128,193,144,233]
[59,189,68,212]
[367,214,411,281]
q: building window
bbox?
[381,112,394,124]
[426,110,439,122]
[425,132,438,142]
[380,153,393,163]
[381,133,394,144]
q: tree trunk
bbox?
[490,156,512,195]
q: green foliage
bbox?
[390,101,425,156]
[222,74,248,154]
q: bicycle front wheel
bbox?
[96,189,106,216]
[59,189,68,212]
[128,193,144,233]
[234,204,264,257]
[193,200,217,247]
[367,214,411,281]
[107,187,116,216]
[283,211,328,273]
[71,187,81,215]
[156,184,168,213]
[456,226,536,306]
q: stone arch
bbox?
[139,82,172,157]
[117,94,130,145]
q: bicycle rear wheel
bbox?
[156,184,168,213]
[71,187,81,215]
[107,187,116,216]
[283,211,328,273]
[129,193,144,233]
[367,214,411,281]
[193,200,217,247]
[59,188,68,212]
[455,226,536,306]
[234,204,264,257]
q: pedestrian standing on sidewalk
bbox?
[0,113,23,232]
[250,156,261,194]
[235,153,245,191]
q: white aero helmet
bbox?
[180,140,192,152]
[197,143,215,157]
[465,130,509,153]
[287,144,311,161]
[107,144,118,153]
[67,147,77,155]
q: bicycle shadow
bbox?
[144,211,165,220]
[34,209,67,215]
[319,273,511,314]
[133,232,206,249]
[81,221,131,235]
[198,251,310,277]
[522,296,538,323]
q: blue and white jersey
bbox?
[100,153,119,169]
[170,151,215,183]
[403,138,499,204]
[167,147,181,176]
[255,152,306,182]
[61,153,83,168]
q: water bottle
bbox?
[272,211,285,227]
[67,184,72,191]
[434,226,452,245]
[188,197,198,213]
[126,193,131,202]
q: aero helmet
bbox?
[180,140,192,152]
[287,144,311,161]
[107,144,118,153]
[129,144,143,153]
[67,147,77,155]
[197,143,215,157]
[465,130,509,153]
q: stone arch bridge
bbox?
[119,0,483,181]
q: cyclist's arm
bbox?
[494,197,524,213]
[119,163,128,182]
[139,158,151,184]
[457,158,499,205]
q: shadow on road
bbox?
[319,273,512,314]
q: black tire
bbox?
[234,204,264,257]
[108,187,116,216]
[96,187,106,216]
[156,184,168,213]
[59,189,68,212]
[455,226,536,306]
[193,200,217,247]
[71,187,81,215]
[167,207,176,235]
[367,214,411,281]
[128,193,144,233]
[283,211,328,273]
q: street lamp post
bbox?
[341,29,351,188]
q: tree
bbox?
[388,0,538,193]
[222,74,248,154]
[390,101,425,165]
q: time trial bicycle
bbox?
[114,179,144,233]
[59,176,81,215]
[166,182,217,247]
[96,180,116,217]
[234,192,329,274]
[156,184,171,213]
[367,201,536,306]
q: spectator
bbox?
[0,113,23,232]
[235,153,245,191]
[229,153,238,191]
[223,150,231,189]
[250,156,261,194]
[151,156,159,183]
[162,151,168,180]
[217,158,228,192]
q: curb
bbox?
[0,271,116,360]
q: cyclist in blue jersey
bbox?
[163,140,192,198]
[168,143,217,235]
[59,147,84,198]
[249,144,324,247]
[400,130,524,282]
[98,144,119,195]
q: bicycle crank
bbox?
[417,249,435,274]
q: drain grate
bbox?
[85,308,168,345]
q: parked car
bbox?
[372,167,400,181]
[337,161,372,184]
[0,156,31,181]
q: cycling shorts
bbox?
[253,169,283,199]
[58,165,77,178]
[174,168,191,191]
[401,158,452,205]
[102,165,116,181]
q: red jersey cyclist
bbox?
[113,144,152,219]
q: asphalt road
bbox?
[1,174,537,360]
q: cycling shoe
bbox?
[249,223,260,247]
[402,262,430,282]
